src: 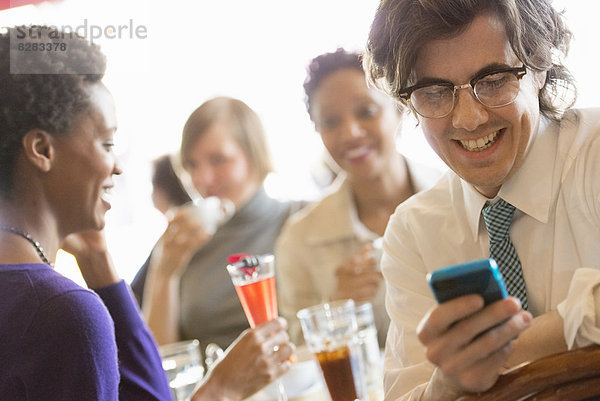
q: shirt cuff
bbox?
[557,268,600,348]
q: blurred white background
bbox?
[1,0,597,285]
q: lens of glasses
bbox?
[474,71,521,108]
[410,71,521,118]
[411,85,455,118]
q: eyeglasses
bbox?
[398,65,527,119]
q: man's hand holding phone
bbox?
[417,259,533,399]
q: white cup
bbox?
[175,196,234,235]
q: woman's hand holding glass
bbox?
[191,318,294,401]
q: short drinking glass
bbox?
[159,339,204,401]
[297,299,367,401]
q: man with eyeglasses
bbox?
[363,1,600,400]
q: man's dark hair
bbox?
[364,0,576,121]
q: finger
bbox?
[266,341,295,371]
[448,342,513,393]
[417,295,484,344]
[260,325,290,350]
[249,318,287,342]
[346,251,366,268]
[187,226,211,245]
[448,297,523,342]
[361,243,374,254]
[268,338,295,364]
[356,270,383,282]
[358,244,378,261]
[169,207,197,222]
[363,257,378,269]
[166,225,211,250]
[173,215,205,233]
[337,262,380,276]
[276,341,295,362]
[272,356,293,378]
[352,259,378,274]
[168,211,208,234]
[335,262,357,276]
[447,310,531,370]
[426,299,527,366]
[337,273,382,289]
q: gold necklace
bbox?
[0,226,54,267]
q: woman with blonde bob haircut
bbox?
[181,97,274,187]
[132,97,304,356]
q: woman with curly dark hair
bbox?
[0,26,293,401]
[276,48,442,350]
[0,24,174,401]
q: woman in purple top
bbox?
[0,26,293,401]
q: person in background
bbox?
[146,153,297,400]
[150,154,191,215]
[0,25,293,401]
[132,97,305,353]
[363,0,600,400]
[276,48,442,347]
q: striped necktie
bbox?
[481,199,528,310]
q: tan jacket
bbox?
[275,158,443,346]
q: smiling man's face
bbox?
[414,12,545,198]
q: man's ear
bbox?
[21,129,54,173]
[534,70,547,93]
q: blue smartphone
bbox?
[426,258,508,305]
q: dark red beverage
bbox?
[315,345,359,401]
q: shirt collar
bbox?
[464,116,557,241]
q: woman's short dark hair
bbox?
[0,25,106,196]
[303,48,364,120]
[364,0,576,121]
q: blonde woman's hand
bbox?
[151,207,213,279]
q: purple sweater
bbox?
[0,263,173,401]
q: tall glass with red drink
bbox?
[226,254,287,401]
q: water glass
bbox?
[355,302,384,401]
[160,339,204,401]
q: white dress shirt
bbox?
[381,108,600,400]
